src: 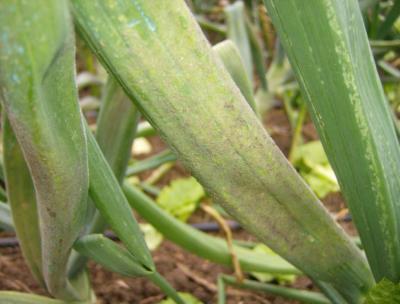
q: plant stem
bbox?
[220,275,330,304]
[148,272,185,304]
[217,276,226,304]
[123,183,299,275]
[288,103,307,163]
[370,39,400,48]
[145,162,175,185]
[126,150,177,177]
[195,15,227,35]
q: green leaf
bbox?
[225,1,253,83]
[0,292,71,304]
[0,269,92,304]
[0,201,14,231]
[2,116,43,285]
[245,18,268,90]
[0,187,7,202]
[214,40,258,113]
[71,1,373,300]
[157,177,205,221]
[86,124,154,272]
[140,223,164,251]
[74,234,152,278]
[263,0,400,284]
[68,76,140,277]
[250,244,297,284]
[0,1,88,299]
[126,150,177,177]
[292,141,340,198]
[292,141,330,165]
[71,80,183,304]
[158,292,203,304]
[377,1,400,39]
[365,279,400,304]
[221,275,330,304]
[0,291,90,304]
[79,81,183,302]
[95,77,141,183]
[124,183,300,276]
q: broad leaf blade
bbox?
[263,0,400,283]
[0,1,88,299]
[71,1,373,300]
[2,115,43,285]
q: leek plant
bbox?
[0,0,399,303]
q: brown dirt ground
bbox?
[0,108,356,303]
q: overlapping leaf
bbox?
[71,1,373,300]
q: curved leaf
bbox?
[0,292,69,304]
[263,0,400,283]
[225,1,253,83]
[0,1,88,299]
[2,115,43,285]
[124,183,300,275]
[71,0,373,300]
[86,125,154,271]
[214,40,257,113]
[95,77,140,183]
[74,234,151,277]
[69,76,140,276]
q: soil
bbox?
[0,108,356,303]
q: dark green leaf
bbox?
[263,0,400,284]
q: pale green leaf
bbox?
[0,1,88,299]
[364,279,400,304]
[157,177,205,222]
[124,183,300,276]
[214,40,257,113]
[292,141,339,198]
[251,244,297,284]
[72,1,373,300]
[225,1,253,83]
[0,201,14,231]
[74,234,151,278]
[158,292,203,304]
[2,117,43,284]
[140,223,164,251]
[0,291,90,304]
